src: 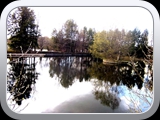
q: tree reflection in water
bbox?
[49,57,153,112]
[88,60,153,112]
[93,81,121,110]
[49,57,91,88]
[7,57,39,112]
[88,61,145,89]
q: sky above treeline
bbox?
[9,7,153,44]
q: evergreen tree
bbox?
[135,29,149,58]
[7,7,41,52]
[128,28,141,56]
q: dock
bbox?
[7,52,92,58]
[7,53,45,58]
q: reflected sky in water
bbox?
[6,57,153,113]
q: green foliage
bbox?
[89,29,124,60]
[51,29,65,51]
[135,29,149,58]
[89,31,110,59]
[89,28,150,60]
[7,7,41,52]
[127,28,141,56]
[85,28,96,51]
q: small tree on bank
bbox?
[7,7,41,52]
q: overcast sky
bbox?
[10,7,153,42]
[29,7,153,39]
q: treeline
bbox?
[39,19,152,60]
[38,19,95,53]
[89,28,153,60]
[7,7,153,60]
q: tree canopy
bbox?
[51,19,95,53]
[89,28,151,60]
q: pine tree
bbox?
[7,7,41,52]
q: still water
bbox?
[6,56,153,113]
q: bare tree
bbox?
[38,36,51,51]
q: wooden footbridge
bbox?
[7,52,92,58]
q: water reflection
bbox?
[48,57,149,90]
[49,57,91,88]
[7,56,153,113]
[88,61,146,90]
[7,57,39,109]
[48,57,153,112]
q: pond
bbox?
[6,56,153,113]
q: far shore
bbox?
[7,51,152,65]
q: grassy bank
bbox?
[103,56,144,64]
